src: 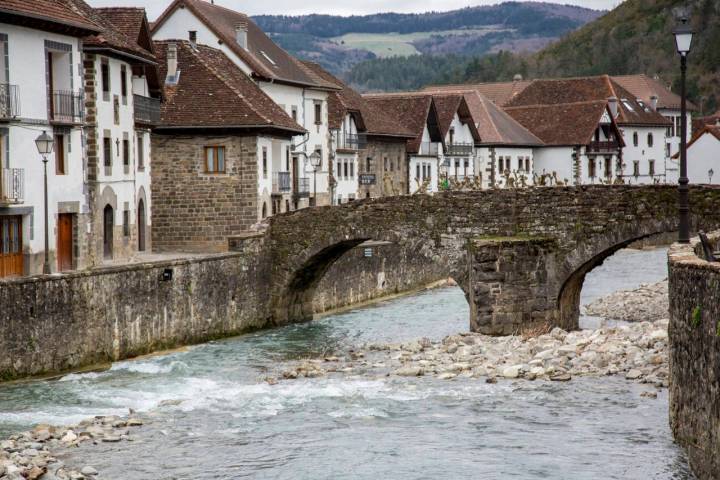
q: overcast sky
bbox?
[87,0,621,20]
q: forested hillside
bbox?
[344,0,720,112]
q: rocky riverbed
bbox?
[272,318,670,392]
[583,280,668,322]
[0,414,143,480]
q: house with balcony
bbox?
[151,0,340,208]
[69,2,161,263]
[432,94,481,187]
[151,40,304,252]
[0,0,99,278]
[504,76,670,185]
[300,61,414,202]
[364,93,444,194]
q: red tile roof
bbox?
[461,91,542,146]
[505,100,613,146]
[152,0,338,90]
[505,75,670,127]
[154,41,303,134]
[423,80,531,107]
[363,93,442,154]
[95,7,155,55]
[0,0,100,34]
[679,125,720,157]
[613,74,697,111]
[431,94,481,142]
[300,61,414,138]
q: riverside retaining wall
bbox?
[668,233,720,480]
[0,236,270,381]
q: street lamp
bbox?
[709,168,714,184]
[674,8,693,243]
[35,130,54,274]
[309,150,321,206]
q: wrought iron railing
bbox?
[418,142,440,156]
[273,171,292,193]
[359,173,376,185]
[0,168,24,204]
[50,90,83,123]
[133,94,161,125]
[444,142,474,156]
[587,141,620,153]
[0,84,20,119]
[293,177,310,197]
[336,133,367,151]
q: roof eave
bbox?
[83,45,156,65]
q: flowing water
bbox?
[0,247,691,479]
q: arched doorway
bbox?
[103,205,114,259]
[138,199,146,252]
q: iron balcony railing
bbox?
[587,140,620,153]
[418,142,440,156]
[49,90,83,123]
[0,168,24,204]
[133,94,161,125]
[336,133,367,151]
[293,177,310,198]
[444,142,474,156]
[273,171,292,193]
[359,173,376,185]
[0,84,20,119]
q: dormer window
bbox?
[260,51,276,66]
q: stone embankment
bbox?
[584,280,668,322]
[272,319,669,390]
[0,414,143,480]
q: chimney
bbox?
[235,21,248,50]
[650,94,658,111]
[188,30,197,48]
[513,73,523,82]
[166,42,178,83]
[607,96,618,118]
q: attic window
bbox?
[260,51,276,66]
[621,99,635,113]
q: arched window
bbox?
[633,132,638,147]
[647,133,654,147]
[262,202,267,219]
[137,199,146,252]
[103,205,114,259]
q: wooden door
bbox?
[0,216,23,278]
[137,199,146,252]
[103,205,113,259]
[57,213,73,272]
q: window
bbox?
[103,136,112,168]
[285,147,290,171]
[123,209,130,237]
[314,102,322,125]
[517,157,523,171]
[464,160,469,176]
[291,106,298,122]
[384,157,388,171]
[101,60,110,101]
[633,132,638,147]
[449,127,454,145]
[349,161,354,178]
[123,138,130,167]
[647,133,654,147]
[120,65,127,104]
[675,117,682,137]
[649,160,656,176]
[262,147,267,179]
[262,202,267,219]
[588,158,596,178]
[525,157,530,173]
[604,157,611,177]
[204,146,225,173]
[389,158,394,172]
[416,164,420,180]
[343,160,348,178]
[633,160,640,177]
[55,134,65,175]
[337,161,342,178]
[454,159,460,178]
[137,133,144,170]
[666,143,671,158]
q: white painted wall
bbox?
[618,125,668,184]
[334,152,358,203]
[532,147,575,184]
[0,23,86,268]
[686,132,720,185]
[409,155,439,193]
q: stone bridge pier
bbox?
[260,186,720,335]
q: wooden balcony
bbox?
[133,94,161,125]
[587,141,620,153]
[444,142,474,157]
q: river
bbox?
[0,246,692,479]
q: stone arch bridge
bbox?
[253,186,720,335]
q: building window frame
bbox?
[204,146,226,174]
[120,64,128,105]
[262,146,268,179]
[54,133,66,175]
[101,58,110,102]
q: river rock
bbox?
[61,431,77,444]
[81,466,98,476]
[625,369,643,380]
[394,366,424,377]
[502,365,522,378]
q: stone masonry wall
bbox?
[0,236,269,381]
[151,134,259,253]
[358,137,409,198]
[313,241,448,313]
[668,233,720,480]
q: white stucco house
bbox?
[678,126,720,185]
[151,0,341,209]
[0,1,99,278]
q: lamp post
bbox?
[35,130,54,274]
[674,9,694,243]
[309,150,321,207]
[709,168,714,184]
